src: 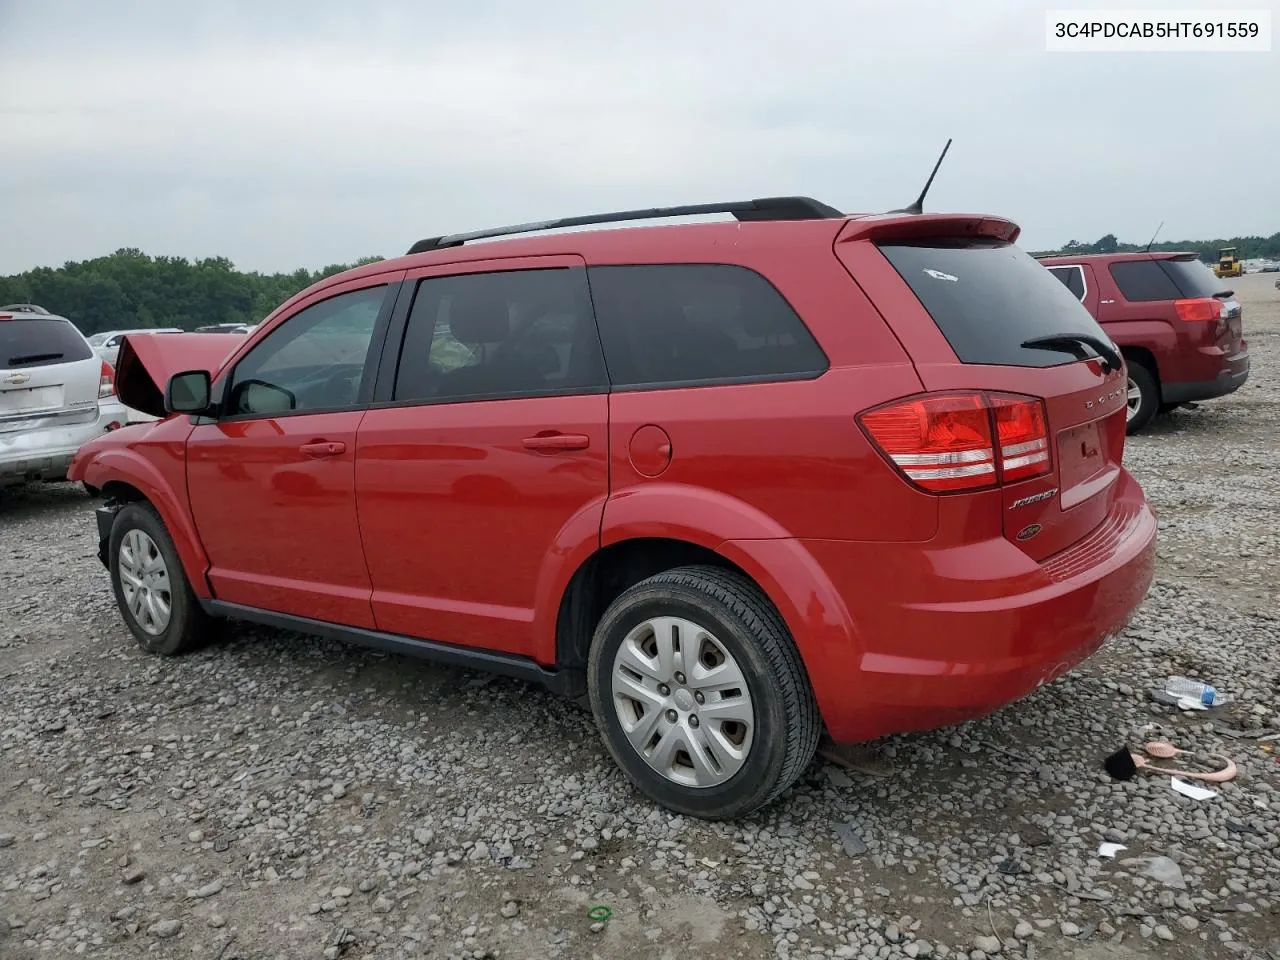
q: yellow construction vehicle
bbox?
[1214,247,1243,278]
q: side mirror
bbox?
[165,369,213,415]
[233,379,296,415]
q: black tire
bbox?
[587,565,821,820]
[108,502,211,656]
[1125,361,1160,435]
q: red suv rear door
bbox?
[837,221,1129,562]
[354,256,609,659]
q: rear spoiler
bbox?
[836,213,1019,245]
[114,332,240,419]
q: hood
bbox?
[114,332,240,418]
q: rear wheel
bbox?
[1124,361,1159,435]
[108,503,211,655]
[587,565,820,820]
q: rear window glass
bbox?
[1,319,93,369]
[588,264,828,388]
[1158,258,1230,298]
[878,240,1109,367]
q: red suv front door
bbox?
[185,278,401,627]
[354,256,609,659]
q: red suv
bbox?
[69,198,1156,819]
[1038,252,1249,433]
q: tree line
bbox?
[1030,231,1280,260]
[2,231,1277,335]
[0,249,383,336]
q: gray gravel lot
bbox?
[2,274,1278,960]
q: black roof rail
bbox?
[405,196,843,255]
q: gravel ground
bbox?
[2,274,1278,960]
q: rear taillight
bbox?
[1174,297,1223,322]
[99,361,115,398]
[859,391,1051,494]
[991,395,1050,483]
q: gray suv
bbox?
[1,304,129,488]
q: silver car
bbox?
[88,327,183,367]
[1,305,130,488]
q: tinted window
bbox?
[878,240,1109,368]
[1047,265,1086,301]
[1,319,93,369]
[1108,260,1182,302]
[394,268,606,403]
[226,286,385,416]
[588,264,827,388]
[1158,258,1230,298]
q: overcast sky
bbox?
[1,0,1276,275]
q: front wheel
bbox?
[1125,362,1160,435]
[108,503,212,655]
[587,566,821,820]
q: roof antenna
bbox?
[1144,220,1164,253]
[890,138,952,215]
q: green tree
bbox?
[0,250,384,335]
[1033,231,1280,261]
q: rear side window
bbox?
[1046,265,1086,301]
[878,240,1108,367]
[394,268,607,403]
[1108,260,1182,301]
[1,319,93,369]
[588,264,827,388]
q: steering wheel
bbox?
[293,366,362,407]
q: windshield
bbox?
[87,333,109,346]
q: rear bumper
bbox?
[729,470,1156,743]
[0,401,130,486]
[1162,358,1250,404]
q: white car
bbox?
[88,327,184,367]
[1,305,131,488]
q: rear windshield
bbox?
[1159,258,1231,298]
[878,239,1110,367]
[1109,257,1231,302]
[1,318,94,369]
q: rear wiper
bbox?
[1021,333,1121,373]
[7,352,64,366]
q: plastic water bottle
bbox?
[1164,676,1231,707]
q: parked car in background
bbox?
[89,327,184,367]
[1,304,129,488]
[1038,252,1249,433]
[194,323,254,334]
[70,198,1156,819]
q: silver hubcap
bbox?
[611,616,755,788]
[118,529,172,636]
[1126,377,1142,421]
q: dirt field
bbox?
[2,274,1278,960]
